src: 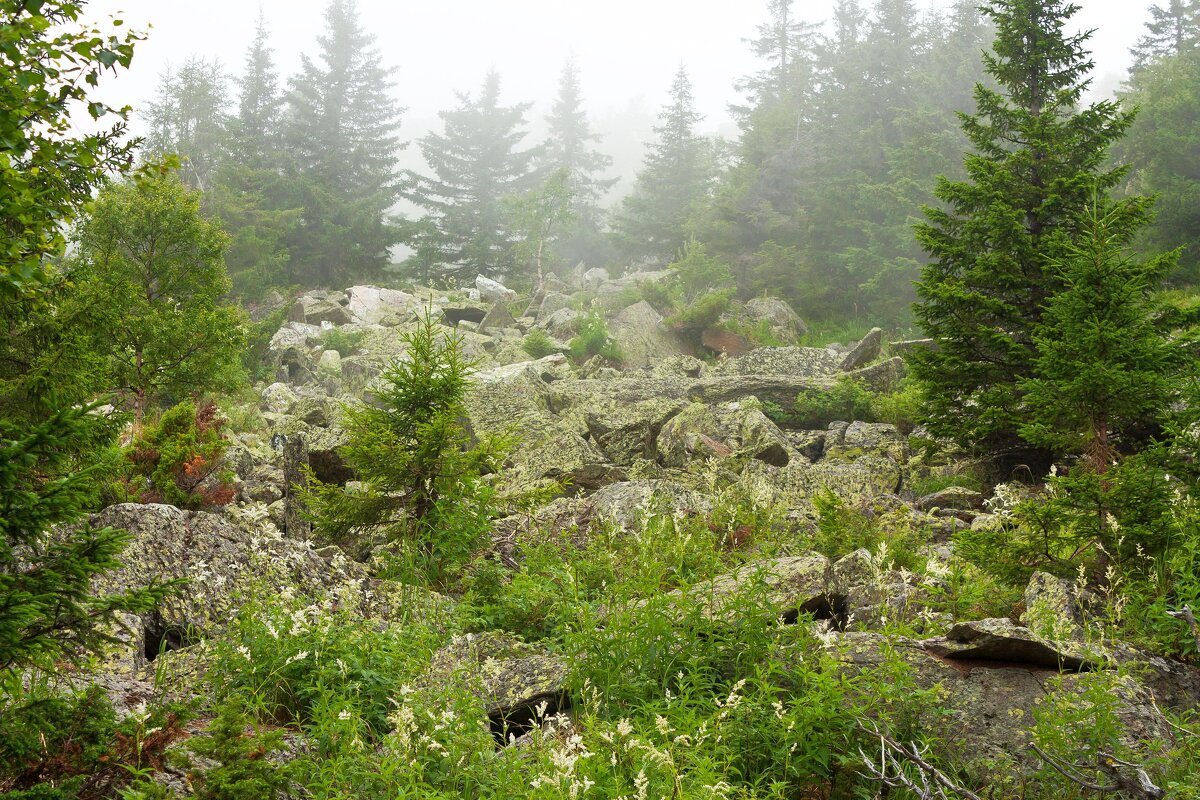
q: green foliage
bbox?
[1118,45,1200,283]
[503,166,576,289]
[664,288,735,337]
[612,67,717,263]
[520,328,559,359]
[187,704,294,800]
[0,1,143,302]
[0,407,172,677]
[301,312,507,586]
[0,681,188,797]
[73,173,247,421]
[282,0,404,286]
[810,491,922,570]
[119,401,235,510]
[567,307,622,364]
[317,327,366,358]
[1019,196,1182,463]
[788,377,876,429]
[910,0,1137,458]
[240,305,290,384]
[404,70,539,283]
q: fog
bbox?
[86,0,1148,142]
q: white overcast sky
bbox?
[83,0,1151,140]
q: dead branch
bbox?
[855,720,983,800]
[1029,743,1164,799]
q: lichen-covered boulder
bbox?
[316,348,342,377]
[536,292,573,322]
[476,275,516,303]
[678,554,840,622]
[843,356,906,392]
[839,327,883,370]
[915,486,985,513]
[657,400,797,469]
[924,618,1101,671]
[710,346,841,378]
[345,286,418,325]
[585,479,711,531]
[609,300,686,368]
[744,297,807,343]
[584,398,685,465]
[538,307,580,340]
[478,301,517,333]
[261,382,298,414]
[814,631,1175,778]
[89,504,366,669]
[739,456,903,516]
[423,632,568,725]
[824,421,908,462]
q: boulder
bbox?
[261,382,298,414]
[676,554,841,623]
[584,480,711,532]
[924,618,1100,671]
[657,401,796,469]
[843,356,906,392]
[476,275,516,303]
[478,300,517,333]
[1022,572,1097,639]
[609,300,686,368]
[345,286,417,325]
[423,632,568,728]
[816,631,1175,777]
[584,398,685,465]
[302,296,354,326]
[710,346,842,378]
[89,504,366,668]
[316,349,342,377]
[268,322,320,354]
[535,292,573,323]
[839,327,883,370]
[538,307,580,340]
[701,327,756,357]
[744,297,807,342]
[687,374,829,410]
[739,456,903,516]
[824,421,908,462]
[582,267,609,289]
[651,354,705,379]
[915,486,985,513]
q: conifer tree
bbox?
[1020,195,1181,465]
[1118,48,1200,283]
[405,71,540,281]
[613,66,716,264]
[541,59,616,267]
[731,0,820,125]
[910,0,1135,458]
[1131,0,1200,71]
[283,0,404,286]
[142,57,230,191]
[212,14,300,297]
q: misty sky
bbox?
[85,0,1150,140]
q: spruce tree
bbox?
[404,70,540,282]
[541,59,616,268]
[731,0,820,125]
[142,57,230,191]
[282,0,404,286]
[613,66,716,264]
[910,0,1135,458]
[1117,48,1200,283]
[1020,195,1181,465]
[1131,0,1200,71]
[212,15,300,297]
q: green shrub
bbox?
[664,287,735,336]
[317,327,366,357]
[240,305,289,384]
[520,328,558,359]
[301,312,509,586]
[188,704,294,800]
[780,377,876,429]
[119,400,235,509]
[0,684,188,798]
[567,308,622,364]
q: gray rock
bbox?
[261,382,298,414]
[915,486,985,512]
[681,554,840,622]
[479,301,517,333]
[423,632,568,725]
[536,292,573,323]
[476,275,516,303]
[843,356,906,392]
[609,300,686,369]
[345,286,417,325]
[539,307,580,340]
[657,401,797,469]
[924,618,1101,671]
[316,348,342,376]
[710,346,842,378]
[744,296,808,342]
[839,327,883,370]
[825,422,907,462]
